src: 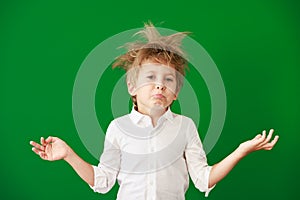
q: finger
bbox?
[261,129,274,145]
[270,135,279,146]
[39,152,48,160]
[256,130,266,143]
[45,136,55,143]
[261,130,266,139]
[264,146,273,150]
[41,137,46,146]
[32,147,47,160]
[262,135,279,150]
[32,147,41,155]
[30,141,45,151]
[36,151,46,160]
[253,134,262,140]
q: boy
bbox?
[30,23,279,199]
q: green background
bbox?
[1,0,299,199]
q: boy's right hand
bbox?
[30,136,70,161]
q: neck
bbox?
[150,107,166,127]
[137,106,167,127]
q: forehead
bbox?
[139,63,177,75]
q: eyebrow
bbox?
[144,71,176,76]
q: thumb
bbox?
[45,136,56,143]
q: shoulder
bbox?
[171,112,199,136]
[110,114,130,123]
[171,112,196,126]
[106,114,131,135]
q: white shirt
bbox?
[90,108,214,199]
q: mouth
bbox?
[152,94,165,99]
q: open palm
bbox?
[238,129,279,156]
[30,136,69,161]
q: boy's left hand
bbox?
[238,129,279,156]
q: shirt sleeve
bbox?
[89,121,120,194]
[184,119,216,197]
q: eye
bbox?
[165,77,174,82]
[146,75,155,80]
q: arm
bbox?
[30,136,95,186]
[208,129,279,188]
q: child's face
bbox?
[127,62,180,115]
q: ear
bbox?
[127,81,136,96]
[173,92,178,100]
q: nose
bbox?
[155,83,166,90]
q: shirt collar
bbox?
[129,107,174,126]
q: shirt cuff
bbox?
[89,165,108,192]
[204,184,216,197]
[204,166,216,197]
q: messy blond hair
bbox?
[113,22,189,73]
[112,22,189,109]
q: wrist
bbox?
[235,145,249,158]
[64,146,75,163]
